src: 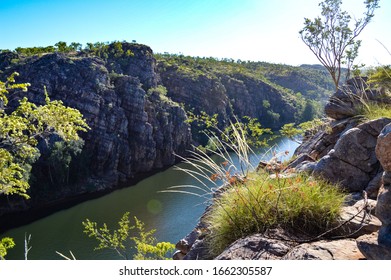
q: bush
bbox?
[204,172,345,257]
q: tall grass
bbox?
[358,101,391,120]
[161,120,256,199]
[204,172,345,257]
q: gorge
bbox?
[0,42,333,225]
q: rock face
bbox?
[298,117,391,194]
[324,77,390,120]
[215,232,294,260]
[0,43,192,213]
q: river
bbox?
[2,137,299,260]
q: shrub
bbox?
[83,212,175,260]
[203,172,345,257]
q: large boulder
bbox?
[313,118,391,192]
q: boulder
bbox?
[324,77,377,120]
[314,154,370,192]
[376,123,391,171]
[366,171,384,199]
[312,118,391,192]
[285,153,315,170]
[183,239,209,260]
[333,200,381,238]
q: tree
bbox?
[0,73,89,258]
[299,0,380,90]
[69,42,82,52]
[55,41,68,52]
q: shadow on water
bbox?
[2,136,299,260]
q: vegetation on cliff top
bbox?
[155,52,334,107]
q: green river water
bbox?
[2,137,299,259]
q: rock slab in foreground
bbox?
[283,239,364,260]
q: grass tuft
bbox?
[357,101,391,120]
[204,172,346,257]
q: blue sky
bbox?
[1,0,390,66]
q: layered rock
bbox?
[293,78,391,196]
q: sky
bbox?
[1,0,390,66]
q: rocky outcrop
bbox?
[357,123,391,259]
[324,77,390,120]
[0,43,192,215]
[293,77,391,196]
[312,118,391,193]
[282,239,365,260]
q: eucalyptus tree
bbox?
[300,0,380,90]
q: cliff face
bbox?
[0,44,192,212]
[156,56,300,132]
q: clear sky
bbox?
[1,0,390,66]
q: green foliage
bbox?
[204,172,345,257]
[301,100,320,122]
[0,72,30,105]
[46,139,84,186]
[368,65,391,89]
[0,74,89,259]
[300,0,380,89]
[0,237,15,260]
[357,101,391,120]
[279,123,302,143]
[0,75,84,198]
[83,212,175,260]
[280,118,326,143]
[262,100,271,109]
[223,116,272,148]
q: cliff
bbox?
[0,43,192,218]
[156,55,332,134]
